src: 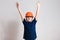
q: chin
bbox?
[28,20,33,22]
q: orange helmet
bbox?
[25,11,33,17]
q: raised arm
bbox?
[35,1,40,20]
[16,2,24,21]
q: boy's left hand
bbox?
[37,1,40,7]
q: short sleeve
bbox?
[22,19,25,24]
[33,18,37,23]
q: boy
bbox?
[16,1,40,40]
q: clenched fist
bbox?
[37,1,40,8]
[16,2,19,8]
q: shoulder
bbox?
[22,18,25,23]
[33,18,37,22]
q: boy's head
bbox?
[25,11,34,22]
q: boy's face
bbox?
[26,16,33,22]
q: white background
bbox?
[0,0,60,40]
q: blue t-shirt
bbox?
[22,18,37,39]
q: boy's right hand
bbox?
[16,2,19,9]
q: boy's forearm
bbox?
[35,1,40,19]
[17,8,23,20]
[35,5,40,19]
[16,2,24,20]
[35,6,38,18]
[17,8,21,14]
